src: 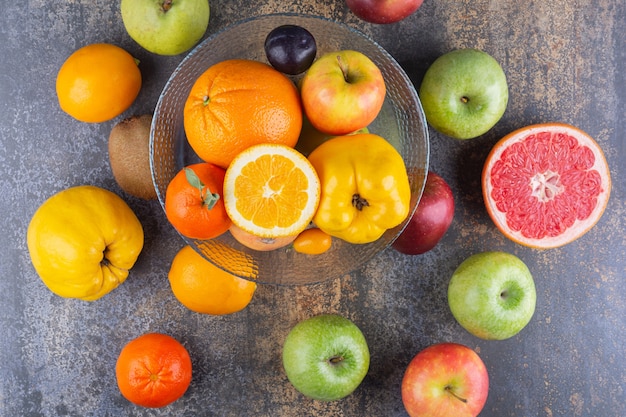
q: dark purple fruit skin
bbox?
[392,171,455,255]
[264,25,317,75]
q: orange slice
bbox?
[223,144,320,238]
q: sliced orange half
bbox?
[223,144,320,238]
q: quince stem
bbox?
[352,193,370,211]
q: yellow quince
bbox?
[27,185,144,301]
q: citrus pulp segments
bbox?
[223,144,321,238]
[482,123,611,249]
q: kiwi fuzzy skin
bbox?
[108,114,157,200]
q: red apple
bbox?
[401,343,489,417]
[346,0,424,24]
[300,50,386,135]
[392,171,454,255]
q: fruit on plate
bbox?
[165,163,231,240]
[223,143,320,240]
[401,342,489,417]
[184,59,302,169]
[300,50,386,135]
[282,314,370,401]
[482,122,611,248]
[419,48,508,139]
[27,185,144,301]
[293,227,333,255]
[392,171,455,255]
[56,43,141,123]
[346,0,424,24]
[308,133,411,244]
[168,245,256,314]
[448,251,536,340]
[116,333,192,408]
[120,0,210,56]
[108,114,157,200]
[264,24,317,75]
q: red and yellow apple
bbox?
[401,342,489,417]
[346,0,424,24]
[300,50,385,135]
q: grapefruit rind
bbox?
[482,123,611,249]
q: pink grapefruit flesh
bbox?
[482,123,611,249]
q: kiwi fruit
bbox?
[108,114,157,200]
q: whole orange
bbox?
[183,59,302,169]
[165,163,231,240]
[115,333,192,408]
[56,43,141,123]
[168,245,257,315]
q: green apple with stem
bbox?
[419,49,508,139]
[282,314,370,401]
[121,0,210,56]
[448,251,536,340]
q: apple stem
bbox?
[461,96,469,104]
[329,355,344,365]
[161,0,173,12]
[336,55,351,83]
[445,385,468,403]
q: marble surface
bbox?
[1,1,624,416]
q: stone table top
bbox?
[1,1,624,416]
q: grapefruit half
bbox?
[482,123,611,249]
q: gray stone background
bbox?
[1,0,624,416]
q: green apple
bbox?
[402,343,489,417]
[121,0,210,56]
[419,49,508,140]
[282,314,370,401]
[300,50,386,136]
[448,251,536,340]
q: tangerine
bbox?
[115,333,192,408]
[482,122,611,248]
[183,59,302,169]
[223,143,320,239]
[56,43,141,123]
[293,227,332,255]
[168,245,257,315]
[165,163,231,240]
